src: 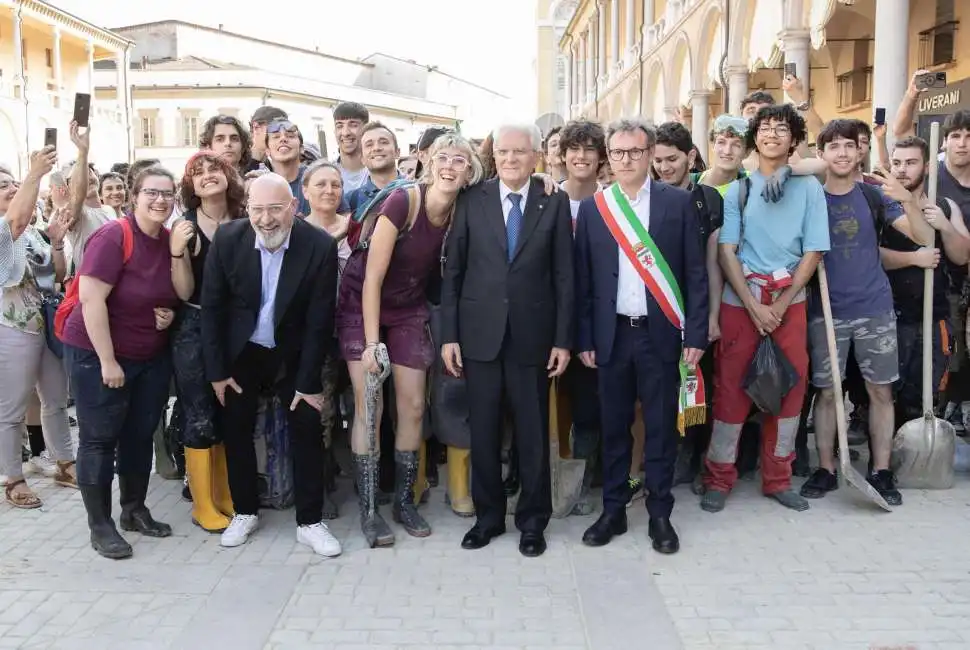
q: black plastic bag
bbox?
[743,335,799,415]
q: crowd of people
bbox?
[2,66,969,561]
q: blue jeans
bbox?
[66,345,173,486]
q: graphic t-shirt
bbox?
[812,185,901,320]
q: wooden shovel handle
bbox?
[923,122,941,415]
[817,261,851,470]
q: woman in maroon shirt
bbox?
[62,167,180,560]
[337,133,484,545]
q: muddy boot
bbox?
[353,454,394,548]
[445,446,475,517]
[393,450,432,537]
[119,474,172,537]
[79,483,132,559]
[153,416,180,480]
[673,433,696,487]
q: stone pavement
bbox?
[3,460,970,650]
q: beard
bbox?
[902,172,925,193]
[252,222,291,251]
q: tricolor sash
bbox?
[595,183,706,434]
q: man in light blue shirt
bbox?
[703,104,830,515]
[249,231,290,348]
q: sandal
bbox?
[4,479,42,509]
[54,461,78,489]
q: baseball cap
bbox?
[251,106,288,125]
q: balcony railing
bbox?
[837,66,873,108]
[919,21,959,69]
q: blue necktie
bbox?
[506,192,523,262]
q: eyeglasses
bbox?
[608,147,648,161]
[267,120,298,135]
[757,124,791,137]
[140,189,175,201]
[248,204,288,218]
[433,153,469,171]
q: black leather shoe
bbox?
[461,524,506,550]
[582,510,628,547]
[519,532,547,558]
[648,517,680,554]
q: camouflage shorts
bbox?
[809,311,899,388]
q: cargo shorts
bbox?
[809,311,899,388]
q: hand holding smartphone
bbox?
[73,93,91,128]
[44,128,57,149]
[874,108,886,126]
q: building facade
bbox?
[93,21,509,173]
[0,0,132,177]
[545,0,970,159]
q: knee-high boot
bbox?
[446,446,475,517]
[354,453,395,548]
[393,450,431,537]
[153,415,180,480]
[79,483,132,559]
[119,474,172,537]
[185,448,231,533]
[210,444,234,517]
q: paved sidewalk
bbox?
[3,462,970,650]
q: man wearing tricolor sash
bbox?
[575,118,708,555]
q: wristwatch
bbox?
[795,100,811,112]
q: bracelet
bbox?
[364,342,380,349]
[172,252,185,258]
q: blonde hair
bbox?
[420,133,484,187]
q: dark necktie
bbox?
[506,192,523,262]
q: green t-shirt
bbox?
[691,170,748,197]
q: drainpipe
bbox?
[16,3,27,177]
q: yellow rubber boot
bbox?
[413,442,430,505]
[185,448,231,533]
[210,444,235,518]
[447,446,475,517]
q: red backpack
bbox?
[54,218,135,341]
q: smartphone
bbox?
[44,128,57,149]
[874,108,886,126]
[784,62,796,78]
[73,93,91,127]
[916,71,947,90]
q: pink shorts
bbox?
[338,319,435,371]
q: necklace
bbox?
[199,205,229,223]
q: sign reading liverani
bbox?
[915,77,969,144]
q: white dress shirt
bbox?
[250,230,292,348]
[615,179,651,317]
[499,180,530,225]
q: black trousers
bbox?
[465,337,552,534]
[222,342,325,525]
[599,318,680,518]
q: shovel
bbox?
[817,261,892,511]
[892,121,956,489]
[549,376,586,518]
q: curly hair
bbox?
[745,104,807,156]
[199,115,253,170]
[179,151,245,218]
[558,119,607,171]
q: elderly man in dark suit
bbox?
[201,173,339,556]
[441,122,574,558]
[574,118,708,554]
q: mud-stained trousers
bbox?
[704,301,809,495]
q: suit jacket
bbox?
[201,217,338,394]
[574,181,708,367]
[441,177,574,365]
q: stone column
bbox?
[872,0,910,148]
[726,65,750,116]
[597,1,608,88]
[85,41,95,95]
[586,26,596,104]
[690,91,711,150]
[115,50,128,109]
[781,29,811,104]
[641,0,656,37]
[12,7,23,82]
[52,27,63,94]
[625,0,637,66]
[610,0,620,81]
[565,48,574,118]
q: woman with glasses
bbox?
[61,166,181,559]
[170,152,245,533]
[0,150,77,509]
[337,133,484,546]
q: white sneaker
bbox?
[296,522,342,557]
[220,514,259,547]
[29,451,57,478]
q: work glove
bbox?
[761,164,793,203]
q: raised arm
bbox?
[67,122,90,226]
[4,149,56,240]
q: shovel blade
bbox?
[892,415,956,489]
[550,455,587,519]
[839,457,892,512]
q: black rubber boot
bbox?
[354,454,395,548]
[79,484,132,559]
[119,474,172,537]
[392,450,432,537]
